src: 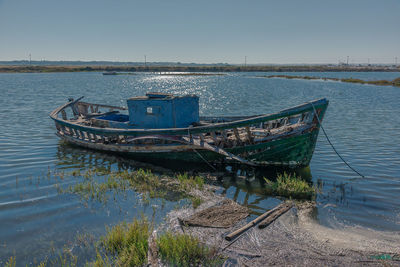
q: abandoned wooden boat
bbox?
[50,93,328,167]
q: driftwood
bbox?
[258,202,293,229]
[225,202,293,241]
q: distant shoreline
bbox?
[261,74,400,87]
[0,64,399,73]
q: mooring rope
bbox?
[191,148,217,171]
[187,128,217,171]
[310,102,365,178]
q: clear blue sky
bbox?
[0,0,399,64]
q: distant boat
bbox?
[102,71,117,75]
[50,93,328,167]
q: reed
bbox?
[61,168,206,207]
[264,172,315,199]
[190,196,203,209]
[176,173,205,191]
[88,218,224,266]
[4,257,16,267]
[100,218,150,266]
[157,231,224,267]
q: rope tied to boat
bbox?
[187,128,217,171]
[310,102,365,178]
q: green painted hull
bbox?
[117,129,319,167]
[51,97,328,167]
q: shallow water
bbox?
[0,71,399,265]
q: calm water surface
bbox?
[0,72,399,265]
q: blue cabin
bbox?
[126,92,199,129]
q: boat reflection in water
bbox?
[55,141,323,219]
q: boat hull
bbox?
[51,97,328,167]
[57,127,320,167]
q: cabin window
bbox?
[146,106,160,115]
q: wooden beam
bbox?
[245,126,253,144]
[199,133,205,146]
[210,131,217,144]
[61,110,67,120]
[258,203,293,229]
[225,202,292,241]
[233,128,242,144]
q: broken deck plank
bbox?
[182,136,257,166]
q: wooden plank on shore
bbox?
[258,203,293,229]
[225,202,292,241]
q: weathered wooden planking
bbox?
[57,130,318,166]
[182,136,257,166]
[50,98,328,137]
[51,97,328,166]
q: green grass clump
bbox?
[176,173,204,191]
[264,172,315,199]
[4,257,16,267]
[190,196,203,209]
[100,218,150,266]
[117,169,163,196]
[91,250,111,267]
[157,232,224,267]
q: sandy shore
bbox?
[162,190,400,266]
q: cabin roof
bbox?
[128,92,198,101]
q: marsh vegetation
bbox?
[55,168,207,208]
[6,165,321,266]
[264,172,316,199]
[1,64,398,73]
[264,74,400,87]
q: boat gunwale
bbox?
[50,98,328,136]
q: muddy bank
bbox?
[163,195,400,266]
